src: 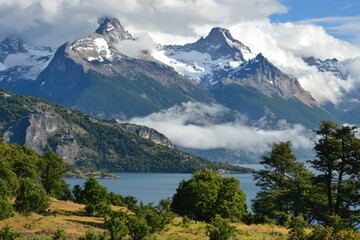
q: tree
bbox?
[171,169,247,221]
[0,198,14,220]
[106,211,128,240]
[82,177,109,205]
[252,141,314,224]
[0,226,21,240]
[38,151,69,198]
[310,121,360,227]
[0,160,18,196]
[127,215,151,240]
[14,178,50,215]
[81,177,110,216]
[207,216,237,240]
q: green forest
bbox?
[0,121,359,239]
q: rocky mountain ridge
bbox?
[0,90,248,172]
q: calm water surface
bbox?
[65,165,261,208]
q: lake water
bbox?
[65,167,260,209]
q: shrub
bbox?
[0,198,14,220]
[14,178,50,215]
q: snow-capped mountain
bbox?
[0,36,54,82]
[303,56,360,124]
[152,27,255,85]
[29,17,211,119]
[153,27,317,107]
[303,57,347,80]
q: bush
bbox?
[287,217,308,240]
[207,216,237,240]
[52,228,67,240]
[0,225,21,240]
[0,198,14,220]
[127,215,151,240]
[171,170,247,221]
[78,230,106,240]
[85,201,111,217]
[14,178,50,215]
[106,211,128,240]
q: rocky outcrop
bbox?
[119,123,173,148]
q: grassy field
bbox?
[0,199,288,240]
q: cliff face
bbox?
[0,90,174,165]
[119,123,173,148]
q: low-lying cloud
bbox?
[226,20,360,105]
[130,102,313,153]
[115,32,156,58]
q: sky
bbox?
[1,0,359,155]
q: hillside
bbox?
[0,199,290,240]
[0,90,250,173]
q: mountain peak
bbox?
[0,35,27,62]
[0,35,26,52]
[95,17,134,43]
[206,27,235,43]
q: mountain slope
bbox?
[0,36,54,82]
[303,56,360,124]
[27,18,212,119]
[0,90,249,173]
[153,27,335,128]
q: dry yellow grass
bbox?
[0,199,289,240]
[0,199,106,239]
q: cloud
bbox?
[298,15,360,44]
[0,0,286,47]
[226,20,360,105]
[3,53,29,68]
[130,102,313,153]
[115,32,157,58]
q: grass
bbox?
[0,199,289,240]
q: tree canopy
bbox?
[171,169,247,221]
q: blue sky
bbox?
[271,0,360,42]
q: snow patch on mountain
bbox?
[0,39,54,81]
[71,35,115,62]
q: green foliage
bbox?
[0,225,21,240]
[0,159,18,196]
[52,228,67,240]
[252,142,314,225]
[84,201,111,217]
[108,192,124,206]
[77,177,111,216]
[310,121,360,228]
[0,179,10,199]
[136,201,174,234]
[72,184,83,203]
[82,178,109,205]
[306,225,360,240]
[124,196,138,211]
[39,151,69,198]
[287,217,308,240]
[0,89,250,174]
[14,178,50,215]
[78,230,106,240]
[171,169,247,221]
[0,198,14,220]
[207,216,237,240]
[106,211,128,240]
[127,215,151,240]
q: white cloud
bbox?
[0,0,286,47]
[115,32,156,58]
[299,15,360,44]
[227,20,360,105]
[3,53,29,68]
[130,102,313,153]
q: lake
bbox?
[65,167,261,209]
